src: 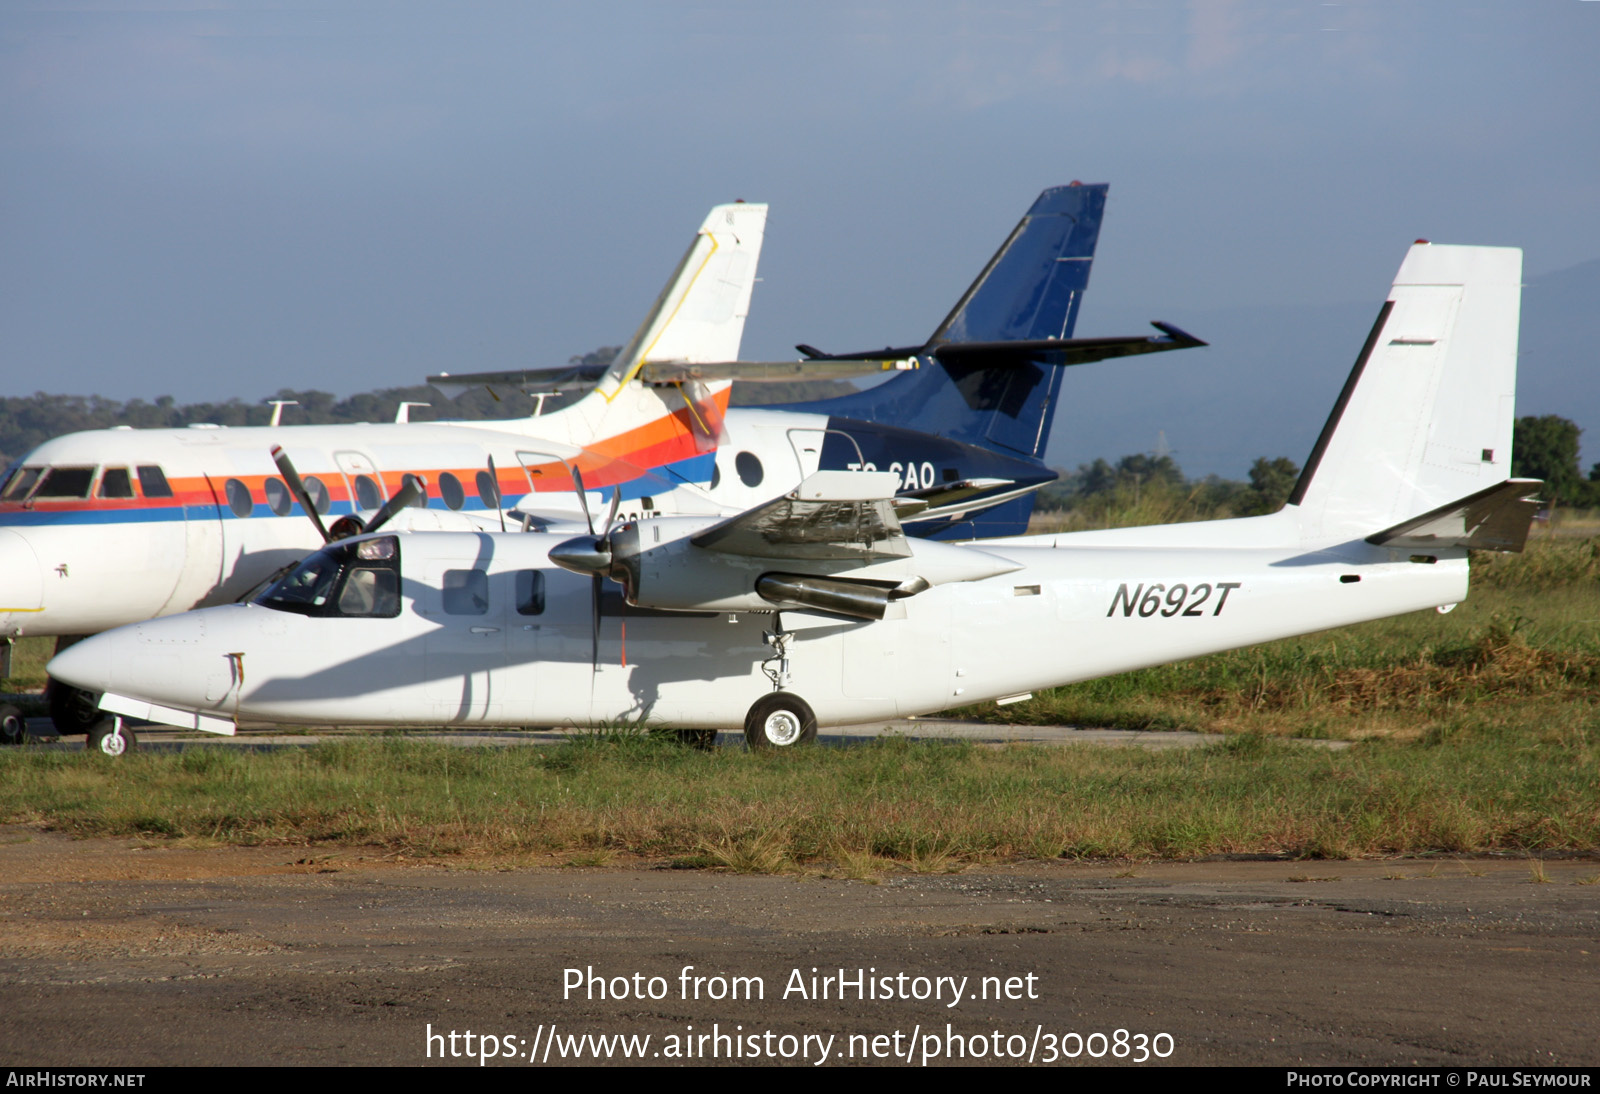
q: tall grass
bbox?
[1,724,1596,865]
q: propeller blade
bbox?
[603,486,621,537]
[591,574,602,670]
[270,445,332,543]
[570,465,595,535]
[361,478,422,535]
[486,455,506,532]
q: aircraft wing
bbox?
[1366,479,1543,553]
[691,470,910,561]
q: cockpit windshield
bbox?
[256,536,401,618]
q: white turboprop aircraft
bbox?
[48,243,1539,754]
[1,183,1204,738]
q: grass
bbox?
[1,722,1596,868]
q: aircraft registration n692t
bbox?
[1,183,1203,739]
[48,242,1540,754]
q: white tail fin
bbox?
[598,202,768,398]
[1288,243,1522,540]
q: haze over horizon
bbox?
[4,1,1596,475]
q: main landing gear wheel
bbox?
[48,679,102,737]
[0,704,25,747]
[86,718,137,757]
[743,692,817,750]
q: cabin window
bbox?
[476,470,501,509]
[33,467,95,499]
[302,475,332,514]
[137,466,173,498]
[735,451,763,487]
[439,472,465,511]
[2,467,43,501]
[354,475,382,511]
[264,477,293,516]
[443,569,489,615]
[402,473,428,507]
[515,570,545,616]
[224,478,254,518]
[98,468,134,499]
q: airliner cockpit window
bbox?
[136,466,173,498]
[33,467,96,499]
[99,468,134,499]
[256,536,402,618]
[1,467,42,501]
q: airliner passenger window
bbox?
[439,472,465,511]
[403,473,428,507]
[354,475,382,511]
[443,569,489,615]
[98,468,134,499]
[136,466,173,498]
[476,471,501,509]
[516,571,545,616]
[34,467,95,498]
[224,478,253,518]
[264,477,292,516]
[302,476,331,514]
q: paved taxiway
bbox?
[1,826,1594,1067]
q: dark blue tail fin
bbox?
[782,183,1107,460]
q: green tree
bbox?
[1240,457,1300,515]
[1512,416,1586,505]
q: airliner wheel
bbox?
[0,704,25,747]
[743,692,817,750]
[86,718,137,757]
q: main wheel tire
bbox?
[48,679,102,737]
[743,692,817,750]
[0,704,25,747]
[86,718,137,757]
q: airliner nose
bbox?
[47,631,112,693]
[0,529,45,631]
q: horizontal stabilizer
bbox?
[427,364,606,399]
[794,322,1204,369]
[1366,479,1543,553]
[638,357,919,384]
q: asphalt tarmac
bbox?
[1,825,1595,1067]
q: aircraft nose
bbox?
[0,529,45,631]
[47,631,113,694]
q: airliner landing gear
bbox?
[86,716,136,757]
[743,692,817,750]
[48,679,102,736]
[0,704,25,747]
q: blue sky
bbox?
[3,1,1596,472]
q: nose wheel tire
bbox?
[0,704,24,746]
[743,692,817,750]
[86,718,137,757]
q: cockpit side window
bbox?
[137,466,174,498]
[33,467,96,499]
[256,536,401,618]
[1,467,43,501]
[98,468,135,499]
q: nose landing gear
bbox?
[86,716,137,757]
